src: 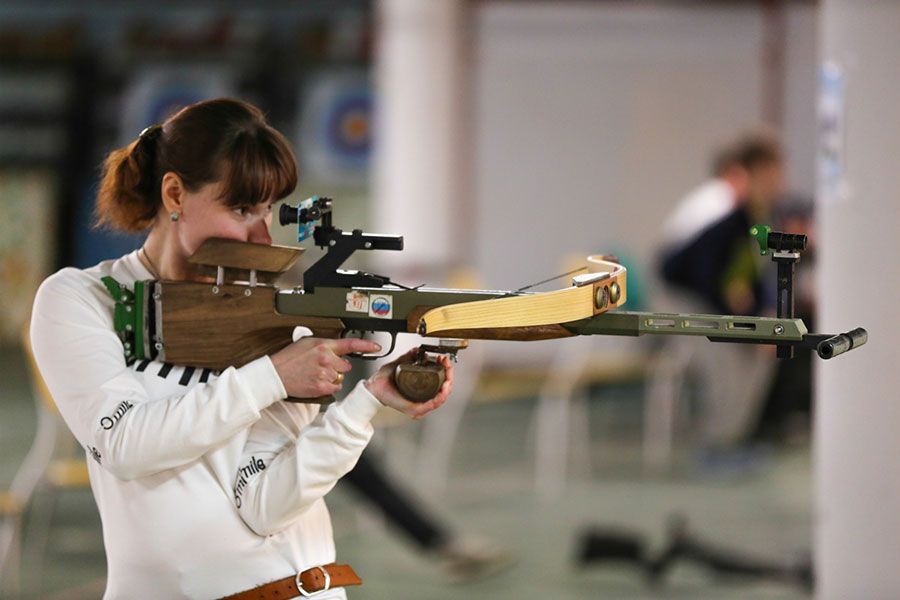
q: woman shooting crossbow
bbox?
[30,98,452,599]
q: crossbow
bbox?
[103,197,866,403]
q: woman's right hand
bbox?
[270,338,382,399]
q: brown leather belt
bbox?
[218,563,362,599]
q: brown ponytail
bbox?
[95,128,163,233]
[94,98,298,233]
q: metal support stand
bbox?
[280,197,404,291]
[750,225,808,359]
[773,252,799,358]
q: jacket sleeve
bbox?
[30,269,287,481]
[233,380,382,536]
[660,208,752,314]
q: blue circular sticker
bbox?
[371,297,391,317]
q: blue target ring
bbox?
[320,90,372,166]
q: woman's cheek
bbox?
[184,219,246,254]
[207,215,248,241]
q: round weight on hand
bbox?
[393,362,446,402]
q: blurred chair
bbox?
[0,325,90,597]
[0,489,25,595]
[641,336,695,472]
[641,287,775,472]
[639,281,697,473]
[531,335,595,503]
[530,253,648,502]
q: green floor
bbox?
[0,347,811,599]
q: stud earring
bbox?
[170,211,180,222]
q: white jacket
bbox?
[30,250,382,599]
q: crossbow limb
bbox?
[418,256,626,338]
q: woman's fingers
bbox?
[326,338,382,357]
[323,354,352,373]
[272,337,365,398]
[313,342,355,374]
[439,355,454,387]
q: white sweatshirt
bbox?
[30,250,382,599]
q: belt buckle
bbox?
[295,565,330,598]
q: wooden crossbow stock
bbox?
[103,197,867,403]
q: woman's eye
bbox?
[232,207,248,217]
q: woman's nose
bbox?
[248,218,272,245]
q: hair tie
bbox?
[138,124,163,143]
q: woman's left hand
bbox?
[365,349,453,419]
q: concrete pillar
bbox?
[373,0,469,273]
[815,2,900,598]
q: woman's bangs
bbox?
[221,129,298,207]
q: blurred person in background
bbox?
[660,130,784,315]
[657,130,785,471]
[29,97,453,600]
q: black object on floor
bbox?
[575,514,813,592]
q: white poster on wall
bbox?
[817,61,848,204]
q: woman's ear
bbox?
[160,172,185,216]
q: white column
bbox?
[815,2,900,598]
[373,0,468,273]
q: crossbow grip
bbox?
[393,361,446,403]
[817,327,868,359]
